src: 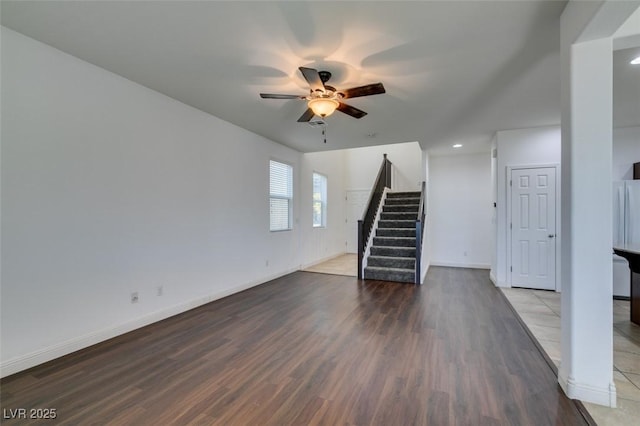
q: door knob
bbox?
[548,234,556,238]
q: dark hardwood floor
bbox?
[1,267,586,425]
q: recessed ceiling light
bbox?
[631,56,640,65]
[453,144,462,148]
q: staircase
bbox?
[364,191,421,283]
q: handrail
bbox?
[358,154,392,279]
[415,181,426,284]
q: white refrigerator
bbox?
[613,180,640,297]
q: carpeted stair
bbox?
[364,191,421,283]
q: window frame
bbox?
[269,159,294,232]
[312,172,328,228]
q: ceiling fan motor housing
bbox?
[318,70,332,83]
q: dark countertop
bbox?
[613,244,640,256]
[613,244,640,325]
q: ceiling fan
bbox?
[260,67,386,122]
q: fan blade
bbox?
[297,108,316,122]
[260,93,305,99]
[340,83,385,99]
[299,67,325,93]
[337,103,367,119]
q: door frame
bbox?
[506,164,561,291]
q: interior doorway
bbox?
[508,166,558,290]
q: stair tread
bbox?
[368,255,416,261]
[375,236,416,239]
[371,245,415,249]
[379,220,416,226]
[365,266,415,273]
[388,192,421,196]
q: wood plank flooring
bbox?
[1,267,587,425]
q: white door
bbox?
[346,190,370,253]
[511,167,556,290]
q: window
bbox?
[312,172,327,228]
[270,160,293,231]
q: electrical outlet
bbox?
[157,286,163,296]
[131,292,139,304]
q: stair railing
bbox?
[358,154,392,279]
[415,181,426,284]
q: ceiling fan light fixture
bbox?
[260,67,382,121]
[308,98,339,117]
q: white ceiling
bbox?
[614,47,640,128]
[1,1,638,154]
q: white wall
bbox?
[0,28,338,376]
[613,126,640,180]
[299,150,347,267]
[428,153,492,269]
[344,142,423,191]
[494,126,561,288]
[491,126,638,294]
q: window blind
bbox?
[312,172,327,227]
[270,160,293,231]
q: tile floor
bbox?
[501,287,640,425]
[302,253,357,277]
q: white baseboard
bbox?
[558,370,617,407]
[430,261,491,270]
[0,268,298,378]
